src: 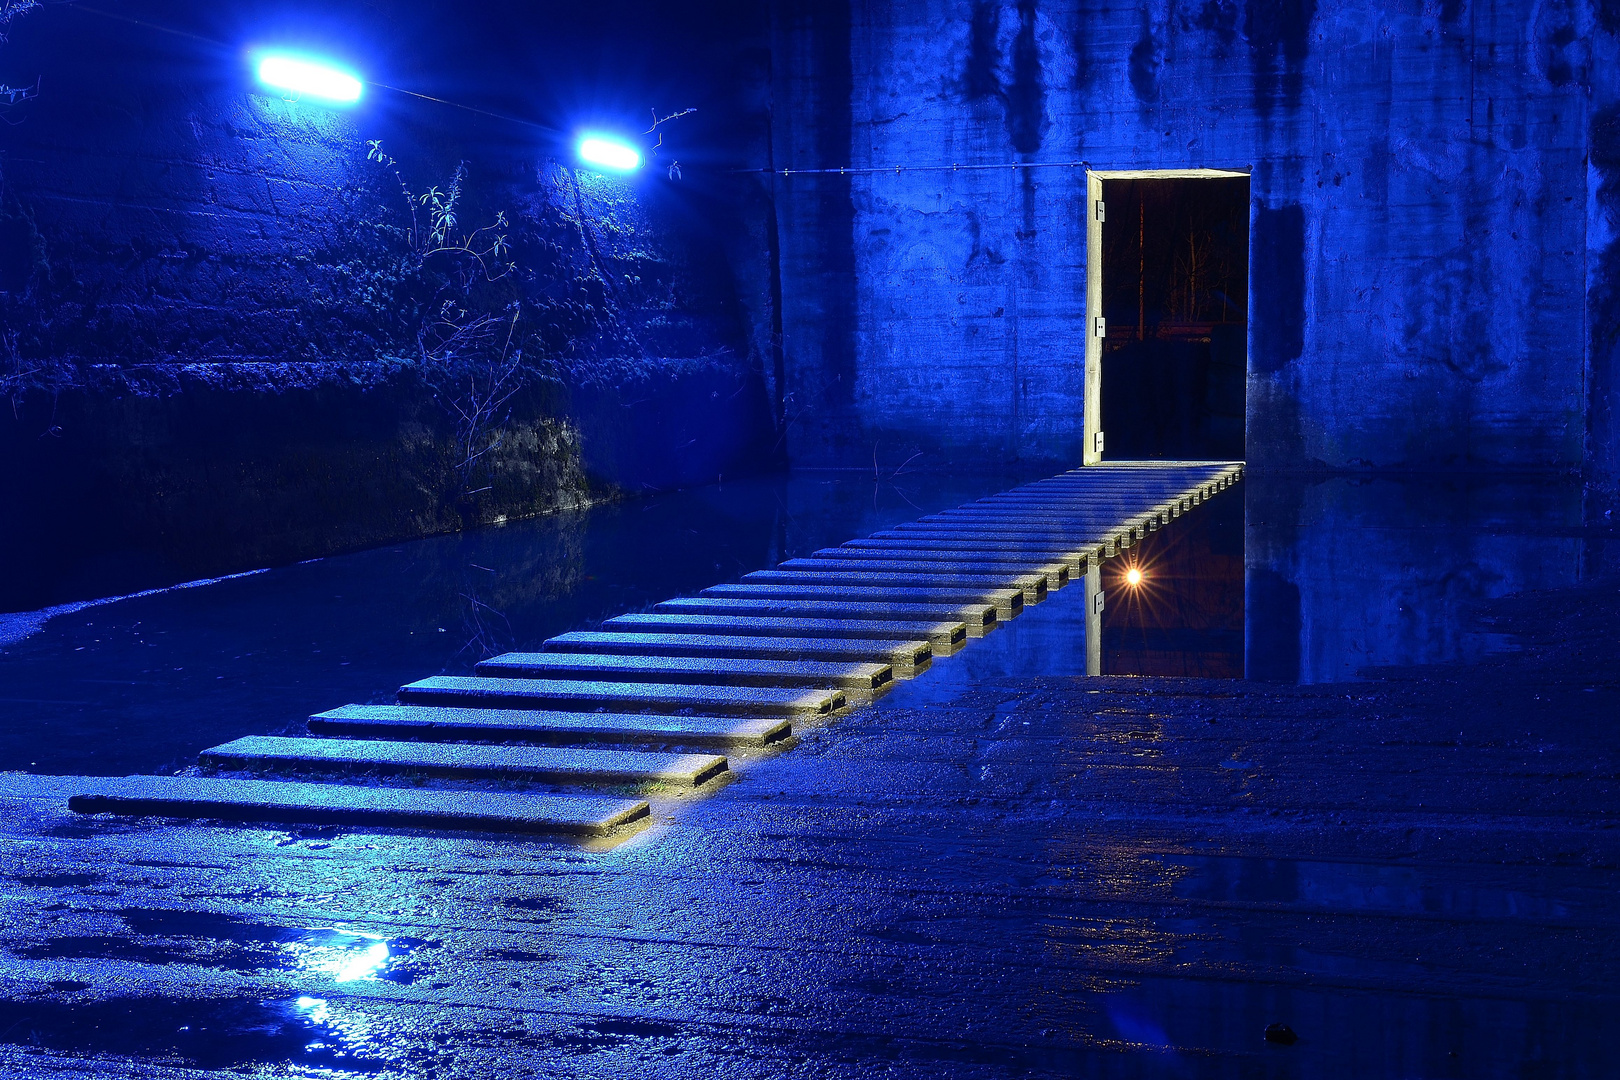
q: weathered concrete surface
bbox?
[847,538,1097,573]
[864,533,1097,551]
[396,676,845,717]
[703,582,1024,620]
[1590,19,1620,497]
[199,736,729,786]
[40,775,650,835]
[745,567,1050,603]
[766,0,1615,475]
[604,611,969,647]
[652,595,999,630]
[307,704,791,748]
[780,556,1069,589]
[0,574,1616,1076]
[474,652,894,692]
[542,632,933,676]
[810,546,1078,574]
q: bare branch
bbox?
[645,107,697,134]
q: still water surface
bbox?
[0,469,1593,775]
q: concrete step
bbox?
[653,595,997,631]
[308,704,790,747]
[542,631,932,676]
[927,508,1157,525]
[979,490,1175,504]
[882,525,1110,542]
[823,542,1087,573]
[65,775,648,836]
[817,543,1079,564]
[1007,488,1216,504]
[973,496,1180,516]
[741,568,1048,603]
[868,530,1099,549]
[701,582,1023,619]
[1014,482,1223,502]
[1032,462,1239,476]
[397,675,845,716]
[883,522,1130,551]
[1021,482,1228,490]
[986,480,1199,494]
[884,527,1138,555]
[969,501,1171,519]
[475,652,893,693]
[859,534,1103,565]
[604,611,967,649]
[959,488,1187,503]
[888,518,1117,534]
[780,557,1069,590]
[199,736,728,786]
[989,476,1195,487]
[919,513,1159,539]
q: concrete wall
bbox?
[1589,6,1620,500]
[767,0,1615,475]
[0,2,775,608]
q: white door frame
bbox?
[1083,168,1250,465]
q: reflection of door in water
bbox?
[1102,479,1245,677]
[1100,177,1248,460]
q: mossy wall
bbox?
[0,1,776,610]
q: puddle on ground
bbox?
[1158,853,1582,920]
[0,993,414,1074]
[0,470,1600,774]
[17,909,432,983]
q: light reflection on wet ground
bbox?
[1,470,1615,1077]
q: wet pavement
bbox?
[1,470,1617,1077]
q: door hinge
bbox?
[1094,199,1106,223]
[1093,316,1106,338]
[1090,588,1106,615]
[1092,430,1105,454]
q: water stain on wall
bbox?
[1195,0,1241,55]
[1130,7,1163,103]
[1243,0,1317,114]
[960,1,1048,155]
[963,1,1004,101]
[1590,104,1620,488]
[1006,0,1049,154]
[1250,204,1305,375]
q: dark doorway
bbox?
[1100,177,1248,460]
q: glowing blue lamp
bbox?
[577,136,642,172]
[255,53,364,104]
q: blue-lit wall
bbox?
[0,1,775,606]
[765,0,1617,481]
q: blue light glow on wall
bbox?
[577,136,641,172]
[255,53,364,104]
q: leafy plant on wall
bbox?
[0,0,41,35]
[362,141,528,499]
[336,140,658,506]
[0,1,45,110]
[0,0,62,419]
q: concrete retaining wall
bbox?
[766,0,1614,477]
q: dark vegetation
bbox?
[0,0,777,611]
